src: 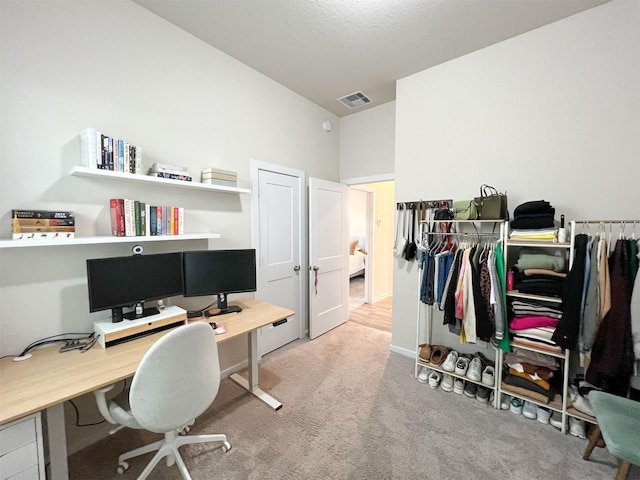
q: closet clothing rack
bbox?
[396,199,452,210]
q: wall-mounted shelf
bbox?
[70,166,251,194]
[0,233,220,249]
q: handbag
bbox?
[453,200,478,220]
[393,206,408,257]
[474,184,508,220]
[404,206,417,261]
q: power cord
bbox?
[67,378,129,428]
[13,332,95,361]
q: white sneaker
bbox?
[453,378,465,395]
[455,357,470,376]
[522,401,536,419]
[441,374,454,392]
[466,357,482,381]
[428,371,441,389]
[536,406,551,424]
[442,351,459,372]
[417,367,430,384]
[482,366,495,386]
[572,394,594,417]
[569,417,586,438]
[501,395,511,410]
[549,411,564,430]
[509,398,523,414]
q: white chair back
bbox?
[129,322,220,433]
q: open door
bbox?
[308,177,349,339]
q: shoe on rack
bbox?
[442,350,459,372]
[522,401,537,419]
[536,406,551,424]
[453,378,465,395]
[464,381,477,398]
[569,417,586,439]
[572,394,594,417]
[481,366,495,387]
[455,357,470,376]
[509,398,523,415]
[549,411,564,430]
[466,357,483,381]
[476,386,490,403]
[428,371,441,390]
[441,374,454,392]
[418,343,432,364]
[429,346,450,366]
[417,366,430,384]
[501,395,511,410]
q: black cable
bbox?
[18,332,93,357]
[67,398,106,427]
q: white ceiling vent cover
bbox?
[337,91,372,109]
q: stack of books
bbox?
[12,210,75,239]
[80,128,142,173]
[110,199,184,237]
[147,162,192,182]
[201,167,237,187]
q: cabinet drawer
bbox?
[7,465,39,480]
[0,442,38,480]
[0,417,36,457]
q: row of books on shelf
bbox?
[12,209,75,239]
[110,199,184,237]
[80,127,142,173]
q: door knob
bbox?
[293,265,301,272]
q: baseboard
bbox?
[390,344,414,359]
[372,292,392,303]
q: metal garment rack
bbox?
[414,219,505,409]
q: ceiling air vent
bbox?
[337,91,372,109]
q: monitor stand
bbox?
[123,305,160,320]
[204,293,242,317]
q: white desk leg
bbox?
[229,330,282,411]
[47,403,69,480]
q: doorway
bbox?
[346,180,395,323]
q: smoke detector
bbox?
[337,91,372,109]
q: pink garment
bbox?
[509,315,559,330]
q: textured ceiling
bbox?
[133,0,609,117]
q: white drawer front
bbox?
[0,442,37,480]
[7,464,39,480]
[0,418,35,457]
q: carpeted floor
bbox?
[68,321,638,480]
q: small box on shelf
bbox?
[11,209,75,240]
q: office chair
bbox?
[94,322,231,480]
[582,390,640,480]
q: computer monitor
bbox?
[182,249,256,316]
[86,252,183,322]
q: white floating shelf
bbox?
[70,166,251,194]
[0,233,220,249]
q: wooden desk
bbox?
[0,298,294,479]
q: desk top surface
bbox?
[0,298,294,425]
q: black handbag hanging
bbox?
[404,205,417,261]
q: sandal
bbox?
[429,346,450,366]
[418,343,432,363]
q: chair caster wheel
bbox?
[221,441,232,453]
[116,461,129,474]
[179,426,190,435]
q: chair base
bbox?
[118,430,230,480]
[583,424,631,480]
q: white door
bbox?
[253,163,305,355]
[309,177,349,339]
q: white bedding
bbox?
[349,250,366,277]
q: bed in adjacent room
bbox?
[349,237,366,278]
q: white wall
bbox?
[392,0,640,356]
[0,0,339,452]
[340,101,396,182]
[348,188,367,243]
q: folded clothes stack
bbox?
[509,307,563,353]
[509,200,556,231]
[510,253,567,297]
[502,347,560,403]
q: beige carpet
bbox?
[68,321,637,480]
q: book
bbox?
[202,167,237,177]
[156,206,163,235]
[149,167,191,177]
[80,128,98,169]
[149,172,193,182]
[144,204,150,237]
[134,200,141,236]
[148,205,157,236]
[109,198,126,237]
[178,207,184,235]
[202,178,237,187]
[201,171,237,181]
[12,218,75,227]
[151,162,188,173]
[12,226,75,233]
[134,146,142,173]
[117,139,124,172]
[123,199,133,236]
[12,209,74,219]
[13,231,75,239]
